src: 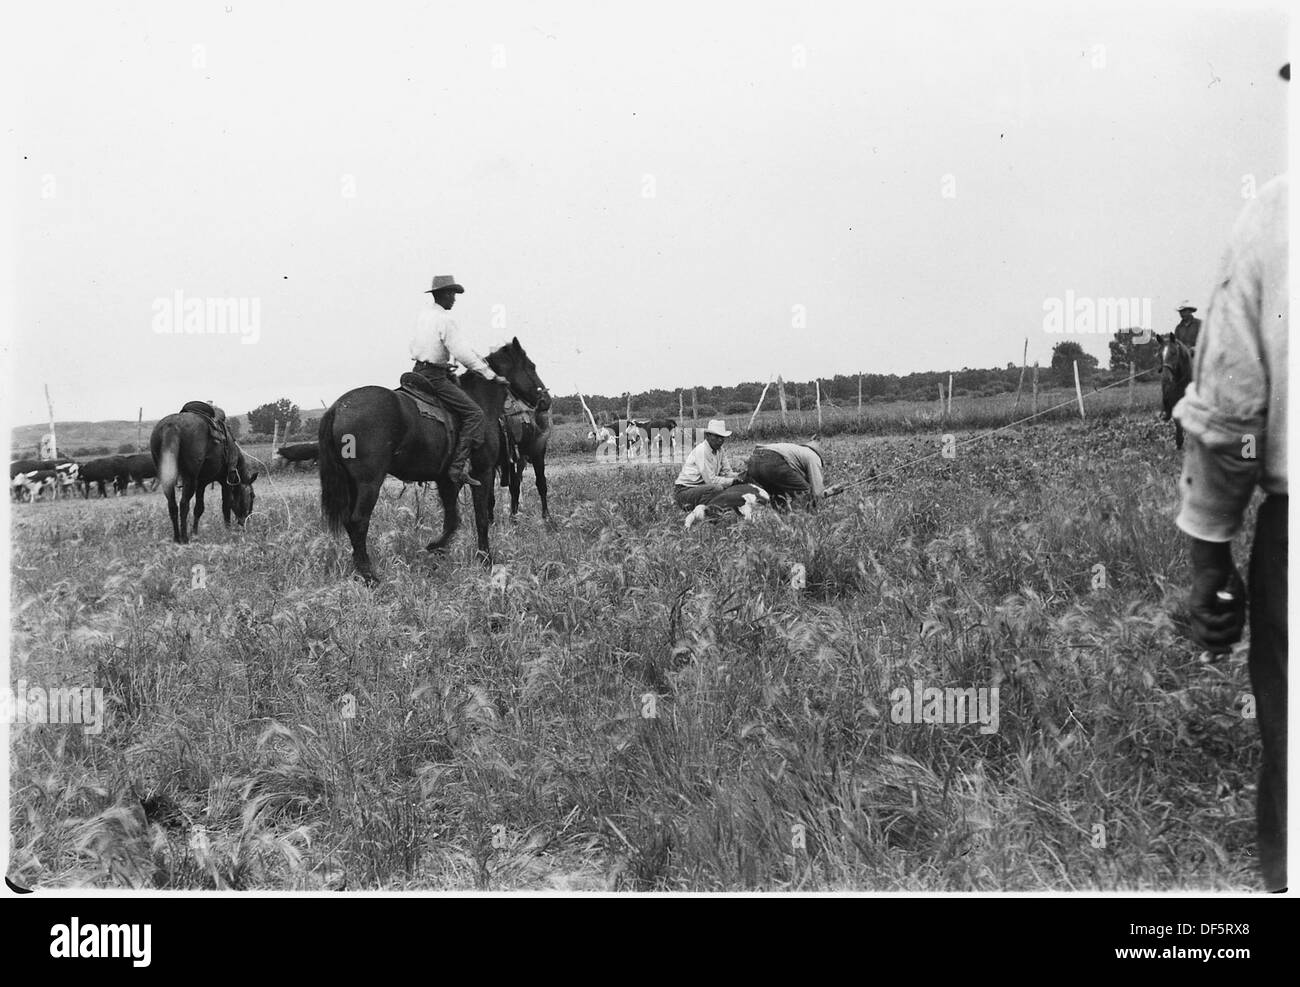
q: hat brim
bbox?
[425,285,465,294]
[705,429,732,437]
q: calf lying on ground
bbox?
[683,483,772,528]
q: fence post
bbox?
[777,376,788,426]
[748,378,773,432]
[815,380,822,430]
[691,387,697,422]
[857,373,863,421]
[1013,338,1027,414]
[1032,362,1039,417]
[1073,361,1086,419]
[938,382,945,421]
[947,374,954,417]
[1128,360,1135,409]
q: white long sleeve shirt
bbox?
[675,441,735,487]
[410,306,494,377]
[1174,174,1288,542]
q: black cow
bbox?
[81,455,130,498]
[275,442,320,469]
[10,458,65,478]
[124,453,158,492]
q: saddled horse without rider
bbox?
[497,389,554,520]
[1155,333,1194,449]
[318,338,549,580]
[151,402,259,542]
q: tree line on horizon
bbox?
[14,332,1159,457]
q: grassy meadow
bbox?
[7,405,1266,891]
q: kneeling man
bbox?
[673,419,740,510]
[744,440,827,510]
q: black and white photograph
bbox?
[2,0,1290,912]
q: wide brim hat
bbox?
[425,275,465,295]
[1176,300,1196,312]
[704,419,732,437]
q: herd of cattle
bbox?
[9,453,159,502]
[9,441,322,504]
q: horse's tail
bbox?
[156,424,181,495]
[318,405,352,535]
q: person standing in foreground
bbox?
[743,440,829,511]
[409,275,503,487]
[673,419,740,510]
[1173,163,1287,892]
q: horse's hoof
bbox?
[426,541,447,554]
[354,565,378,583]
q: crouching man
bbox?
[743,440,828,510]
[673,419,740,511]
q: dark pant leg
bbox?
[414,366,486,475]
[1249,494,1287,891]
[745,448,810,510]
[674,482,728,512]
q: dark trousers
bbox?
[674,482,730,512]
[744,447,812,510]
[1250,494,1287,891]
[412,363,485,450]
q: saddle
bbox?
[180,401,239,479]
[396,373,459,439]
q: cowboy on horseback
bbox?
[409,274,502,486]
[1173,300,1202,356]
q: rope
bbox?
[241,452,293,529]
[825,367,1160,496]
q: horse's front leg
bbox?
[533,456,549,519]
[472,480,493,565]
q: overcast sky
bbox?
[3,0,1289,427]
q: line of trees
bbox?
[552,332,1145,422]
[232,329,1154,436]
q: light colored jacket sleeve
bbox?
[441,316,495,377]
[1173,176,1288,542]
[803,449,825,499]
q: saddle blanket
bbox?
[396,374,457,434]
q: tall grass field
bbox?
[7,405,1264,890]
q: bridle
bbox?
[1158,337,1190,378]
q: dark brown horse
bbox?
[318,338,548,580]
[1156,333,1194,448]
[497,400,553,520]
[150,407,258,543]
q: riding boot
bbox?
[448,433,481,486]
